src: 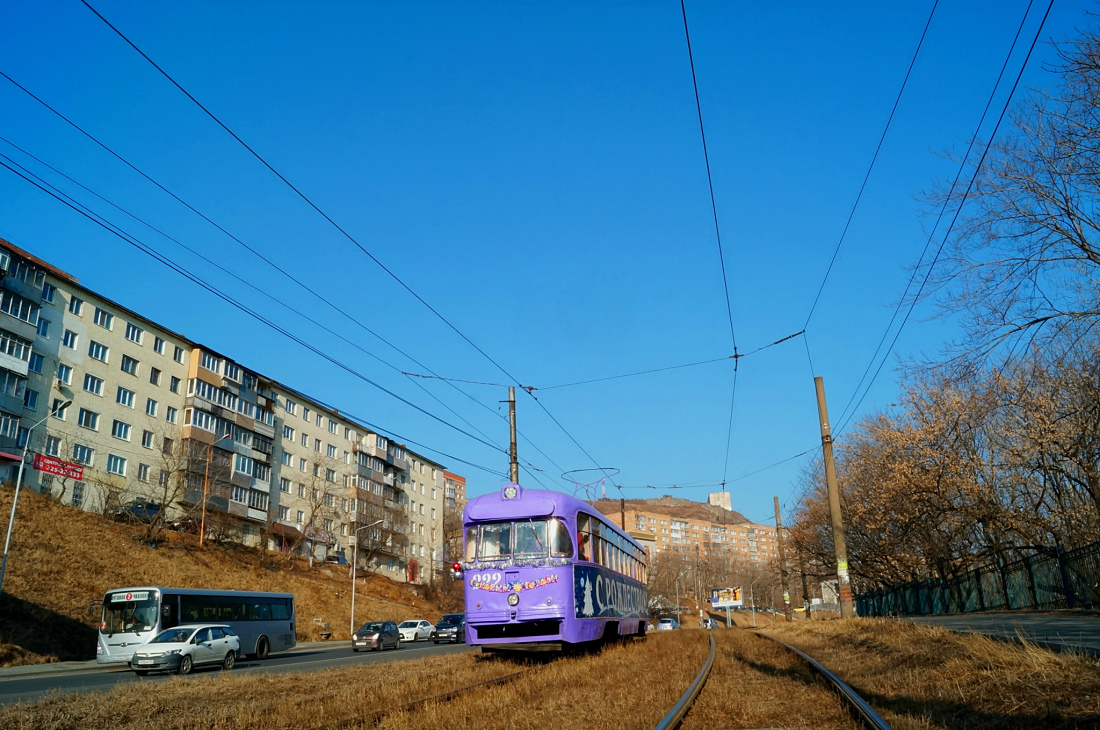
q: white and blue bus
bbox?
[94,586,296,665]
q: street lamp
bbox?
[199,433,234,547]
[350,518,383,636]
[0,398,72,597]
[750,576,762,628]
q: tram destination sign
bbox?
[33,453,84,480]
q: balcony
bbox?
[386,452,409,472]
[0,351,28,377]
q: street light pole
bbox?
[199,434,232,547]
[750,576,761,628]
[350,518,383,636]
[0,398,72,597]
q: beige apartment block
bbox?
[0,237,465,584]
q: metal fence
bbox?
[856,542,1100,616]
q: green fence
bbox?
[856,542,1100,616]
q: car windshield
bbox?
[151,627,195,644]
[100,591,158,635]
[659,619,673,624]
[358,622,384,634]
[438,615,462,627]
[398,621,418,628]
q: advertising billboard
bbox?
[710,586,743,608]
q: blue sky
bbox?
[0,1,1088,525]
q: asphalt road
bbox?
[0,639,475,706]
[905,613,1100,654]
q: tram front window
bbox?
[514,520,547,557]
[478,522,512,560]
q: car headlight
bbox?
[166,649,181,656]
[352,634,358,640]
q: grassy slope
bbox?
[0,489,442,667]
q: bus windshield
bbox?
[101,590,158,635]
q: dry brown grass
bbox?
[764,618,1100,729]
[680,628,862,730]
[0,490,439,666]
[0,633,711,729]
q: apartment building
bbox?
[600,500,781,568]
[0,238,464,584]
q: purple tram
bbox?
[461,482,648,649]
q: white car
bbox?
[129,624,240,675]
[398,619,433,642]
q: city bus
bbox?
[94,586,296,665]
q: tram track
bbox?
[659,629,893,730]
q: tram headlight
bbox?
[507,592,520,607]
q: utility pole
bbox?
[814,376,854,618]
[619,497,625,531]
[774,496,792,622]
[507,387,519,484]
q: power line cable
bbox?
[835,0,1054,435]
[802,0,940,331]
[0,151,509,456]
[834,0,1037,431]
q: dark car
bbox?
[115,501,163,524]
[352,621,400,652]
[431,613,466,644]
[168,518,199,533]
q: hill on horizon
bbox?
[593,496,748,526]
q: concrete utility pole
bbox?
[814,376,854,619]
[774,496,792,622]
[508,387,519,484]
[799,556,813,621]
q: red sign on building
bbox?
[33,453,84,480]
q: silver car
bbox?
[130,624,240,675]
[352,621,401,651]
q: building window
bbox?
[285,399,297,416]
[77,408,99,430]
[44,435,60,457]
[279,477,290,493]
[173,345,184,363]
[327,444,336,458]
[68,296,83,315]
[154,336,164,354]
[22,389,37,411]
[51,398,68,420]
[165,406,177,424]
[328,420,337,434]
[124,323,143,344]
[72,444,94,466]
[88,340,108,363]
[146,398,157,416]
[281,451,292,466]
[278,506,289,520]
[323,518,333,532]
[57,363,72,384]
[93,307,113,330]
[62,330,77,349]
[296,510,304,523]
[299,458,306,472]
[223,362,239,381]
[36,318,49,338]
[200,351,220,373]
[283,425,294,440]
[120,355,139,376]
[162,437,173,455]
[116,387,135,408]
[297,484,305,498]
[325,469,336,482]
[111,420,131,441]
[142,430,153,448]
[315,414,321,427]
[41,283,57,303]
[149,367,161,385]
[300,433,307,447]
[106,454,126,476]
[138,464,150,482]
[169,376,180,393]
[28,352,42,373]
[83,374,103,396]
[314,438,321,452]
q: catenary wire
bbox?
[679,0,740,490]
[802,0,940,331]
[835,0,1053,435]
[77,3,619,491]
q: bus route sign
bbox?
[32,453,84,480]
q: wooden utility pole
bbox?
[814,376,854,618]
[799,556,813,620]
[620,498,626,531]
[774,496,792,622]
[508,387,519,484]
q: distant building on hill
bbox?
[593,496,779,568]
[708,491,732,511]
[0,237,463,585]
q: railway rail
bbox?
[656,630,894,730]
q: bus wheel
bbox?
[256,637,270,660]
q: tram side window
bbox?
[478,522,512,560]
[550,518,574,558]
[577,514,591,561]
[592,521,604,566]
[465,527,478,562]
